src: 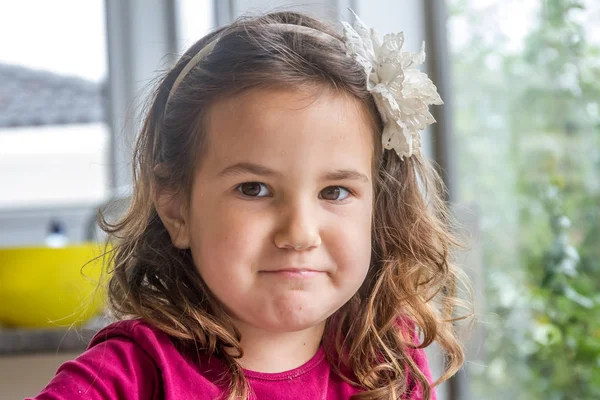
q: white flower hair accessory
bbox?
[341,11,443,159]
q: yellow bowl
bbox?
[0,242,111,329]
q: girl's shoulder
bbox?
[88,318,171,350]
[26,319,166,399]
[85,318,181,371]
[27,319,205,400]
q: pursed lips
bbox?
[259,267,325,278]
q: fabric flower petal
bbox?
[342,11,443,159]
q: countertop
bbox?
[0,316,109,355]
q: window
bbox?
[0,0,109,210]
[447,0,600,398]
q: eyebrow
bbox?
[323,169,370,182]
[217,162,282,178]
[217,162,370,182]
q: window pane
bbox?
[448,0,600,398]
[0,0,109,209]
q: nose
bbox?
[273,200,322,251]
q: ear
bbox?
[153,185,191,249]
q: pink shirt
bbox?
[28,319,436,399]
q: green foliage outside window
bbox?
[448,0,600,398]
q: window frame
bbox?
[0,0,179,246]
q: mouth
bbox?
[259,268,325,279]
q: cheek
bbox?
[190,198,269,278]
[326,202,373,281]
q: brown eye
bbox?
[237,182,269,197]
[320,186,350,201]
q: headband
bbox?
[166,11,442,159]
[167,24,339,105]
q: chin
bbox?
[264,318,325,334]
[260,305,334,333]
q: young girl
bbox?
[30,10,467,400]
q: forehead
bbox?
[200,87,375,177]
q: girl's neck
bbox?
[230,320,326,373]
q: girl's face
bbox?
[170,87,374,334]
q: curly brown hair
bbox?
[100,10,471,400]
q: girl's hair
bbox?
[100,10,470,400]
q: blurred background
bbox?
[0,0,599,399]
